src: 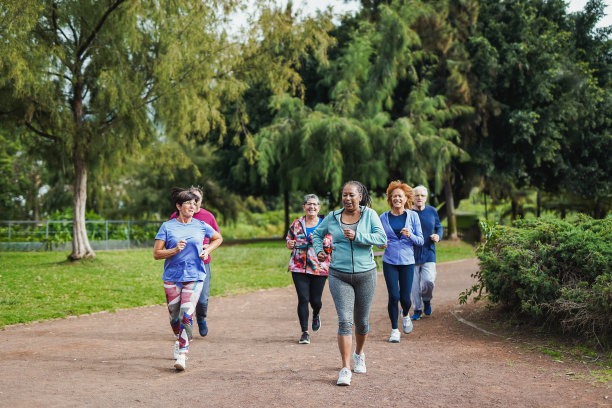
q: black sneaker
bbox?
[299,332,310,344]
[312,314,321,332]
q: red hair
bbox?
[386,181,414,209]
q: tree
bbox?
[467,0,611,219]
[1,0,242,259]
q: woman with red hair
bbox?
[379,181,423,343]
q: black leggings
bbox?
[292,272,328,332]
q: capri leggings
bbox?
[328,267,377,336]
[164,280,204,353]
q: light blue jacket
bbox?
[380,210,424,265]
[313,206,387,273]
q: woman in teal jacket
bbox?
[313,181,386,387]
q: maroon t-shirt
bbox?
[170,208,220,264]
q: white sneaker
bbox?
[174,353,186,371]
[173,340,180,359]
[337,367,352,386]
[402,313,413,334]
[353,351,366,373]
[389,328,401,343]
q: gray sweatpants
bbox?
[328,267,377,336]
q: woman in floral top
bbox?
[286,194,333,345]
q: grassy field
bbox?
[0,240,474,328]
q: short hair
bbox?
[189,185,203,200]
[303,194,320,205]
[413,185,428,197]
[170,187,198,207]
[386,180,414,209]
[342,181,372,208]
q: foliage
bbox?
[0,0,245,258]
[460,216,612,343]
[469,0,612,218]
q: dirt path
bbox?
[0,259,609,407]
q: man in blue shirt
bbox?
[411,186,443,320]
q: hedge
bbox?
[460,215,611,344]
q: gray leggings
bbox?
[328,267,377,336]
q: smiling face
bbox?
[303,198,320,217]
[390,188,407,210]
[342,184,362,212]
[177,199,197,219]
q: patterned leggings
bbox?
[164,280,204,354]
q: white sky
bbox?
[280,0,611,28]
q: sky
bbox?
[279,0,612,28]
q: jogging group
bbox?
[154,180,442,386]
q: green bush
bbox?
[460,215,612,343]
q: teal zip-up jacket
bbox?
[313,206,387,273]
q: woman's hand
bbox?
[176,239,187,252]
[430,234,440,243]
[400,228,411,238]
[199,248,209,261]
[287,239,296,249]
[343,229,355,241]
[317,251,326,262]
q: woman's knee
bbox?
[355,321,369,336]
[388,293,400,304]
[338,321,353,336]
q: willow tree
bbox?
[1,0,242,259]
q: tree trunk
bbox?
[511,197,518,221]
[69,155,95,260]
[283,189,290,237]
[483,191,488,220]
[443,178,458,241]
[536,190,541,218]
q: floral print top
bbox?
[286,215,332,275]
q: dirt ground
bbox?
[1,258,609,407]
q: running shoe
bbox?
[389,328,401,343]
[402,313,413,334]
[424,301,432,316]
[312,314,321,332]
[337,367,352,386]
[299,332,310,344]
[197,317,208,337]
[353,351,366,373]
[174,353,186,371]
[173,340,180,359]
[411,310,422,320]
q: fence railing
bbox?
[0,220,164,251]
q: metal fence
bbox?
[0,220,164,251]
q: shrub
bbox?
[460,215,612,344]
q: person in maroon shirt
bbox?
[170,186,220,336]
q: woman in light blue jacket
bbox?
[313,181,386,387]
[379,181,423,343]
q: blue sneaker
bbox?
[411,310,422,320]
[424,301,432,316]
[197,317,208,337]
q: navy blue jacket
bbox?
[413,205,443,264]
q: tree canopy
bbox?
[1,0,610,254]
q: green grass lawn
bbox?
[0,240,474,327]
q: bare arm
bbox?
[200,231,223,260]
[153,239,185,260]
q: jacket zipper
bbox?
[337,208,362,273]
